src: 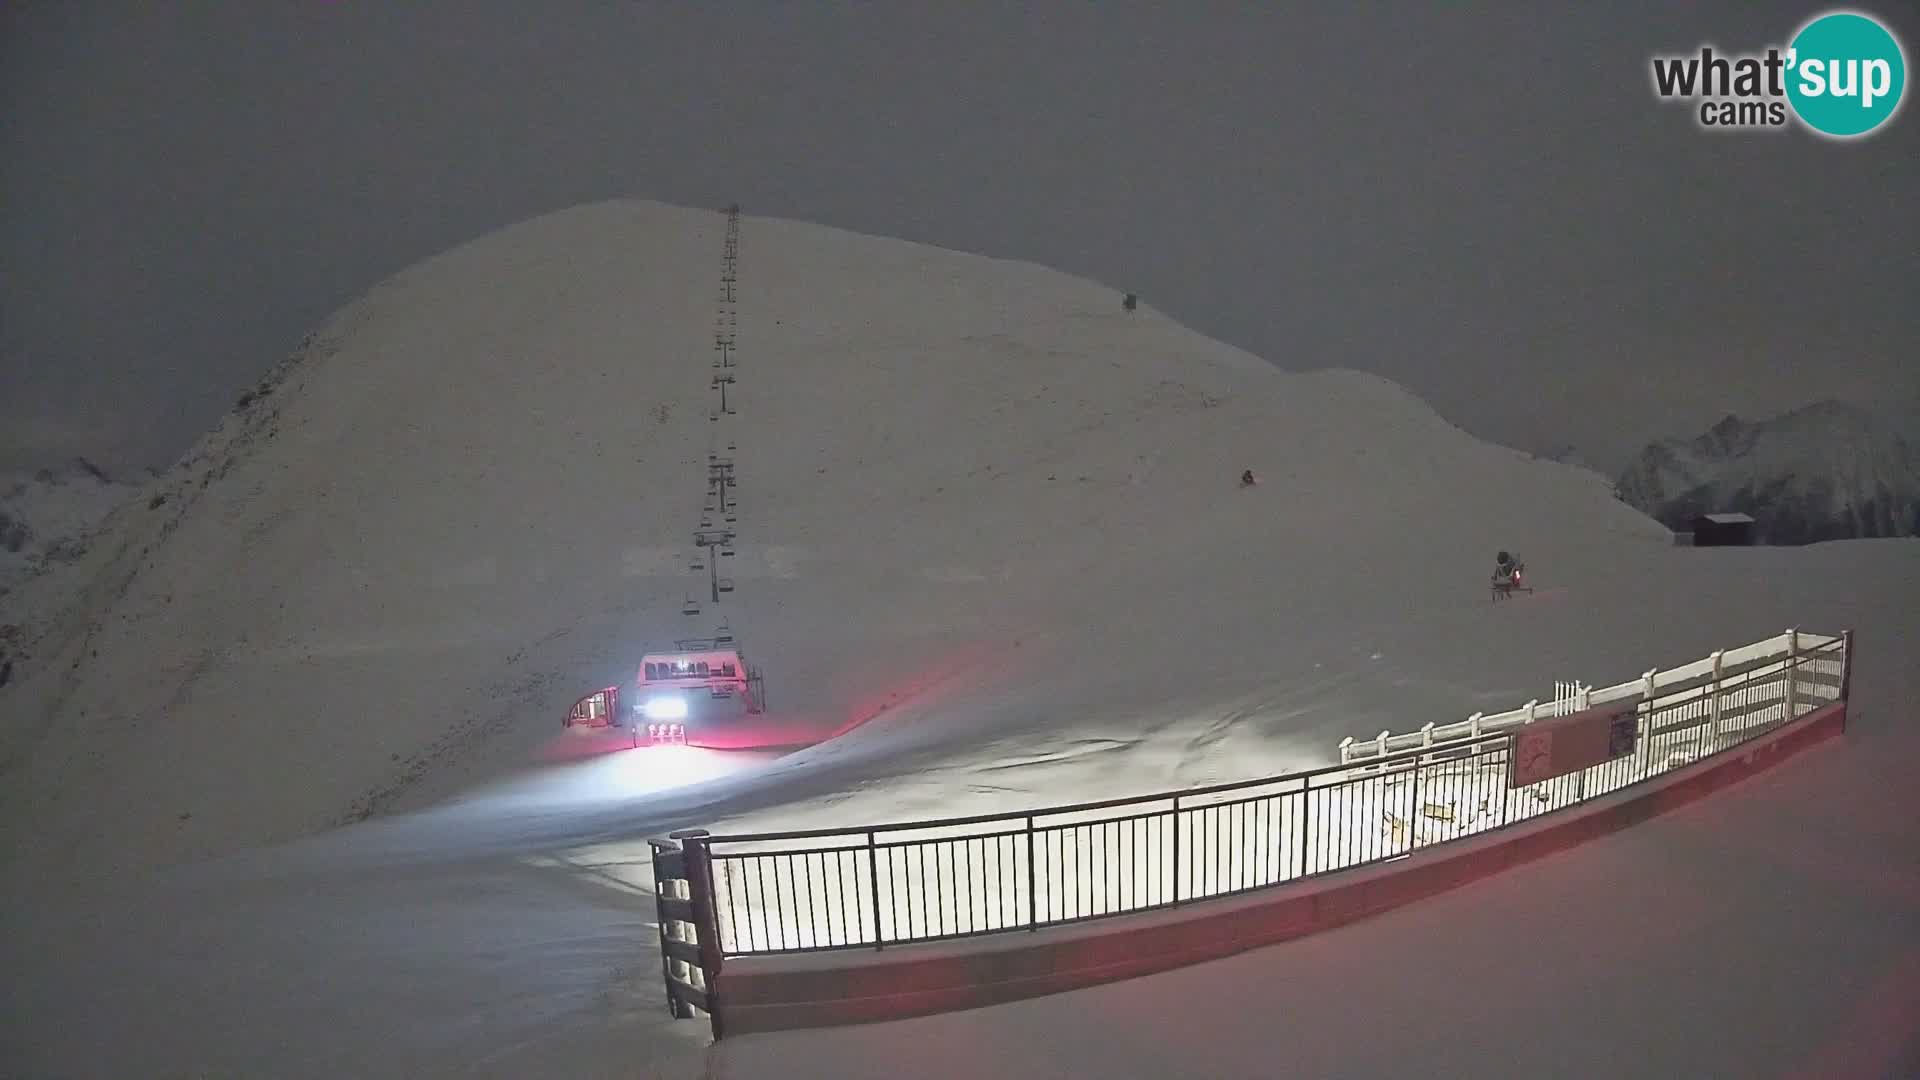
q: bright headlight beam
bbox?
[643,696,688,720]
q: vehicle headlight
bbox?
[643,696,688,720]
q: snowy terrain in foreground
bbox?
[3,201,1915,1077]
[5,542,1913,1079]
[714,598,1920,1080]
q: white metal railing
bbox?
[684,630,1849,958]
[1339,629,1838,768]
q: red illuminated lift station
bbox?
[563,631,767,747]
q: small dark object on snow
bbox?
[1240,469,1257,487]
[1490,551,1532,601]
[1690,512,1756,547]
[1122,293,1138,312]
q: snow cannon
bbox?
[1490,552,1533,601]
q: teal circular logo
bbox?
[1786,11,1907,138]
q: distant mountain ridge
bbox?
[1614,400,1920,544]
[0,458,145,603]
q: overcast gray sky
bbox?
[4,2,1915,475]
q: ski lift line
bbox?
[696,202,750,615]
[681,205,747,613]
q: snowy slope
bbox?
[714,559,1920,1080]
[0,461,144,701]
[1,199,1916,1078]
[0,198,1675,889]
[1615,400,1920,544]
[5,544,1912,1080]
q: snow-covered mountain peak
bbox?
[1616,400,1920,544]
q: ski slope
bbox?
[3,200,1915,1077]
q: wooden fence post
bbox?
[672,829,726,1040]
[649,838,695,1020]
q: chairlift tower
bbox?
[707,457,736,509]
[705,450,738,522]
[693,526,737,603]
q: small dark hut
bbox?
[1690,512,1756,547]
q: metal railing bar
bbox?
[697,635,1846,957]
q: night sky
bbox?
[4,2,1915,474]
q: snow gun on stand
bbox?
[1490,550,1533,601]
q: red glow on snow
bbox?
[1785,947,1920,1079]
[830,641,1014,740]
[536,637,1024,758]
[532,729,641,763]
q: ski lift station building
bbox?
[1688,512,1757,547]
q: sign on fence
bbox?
[1509,703,1638,787]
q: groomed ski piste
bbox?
[2,201,1915,1079]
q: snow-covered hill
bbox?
[1614,401,1920,545]
[0,198,1676,889]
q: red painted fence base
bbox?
[717,699,1847,1036]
